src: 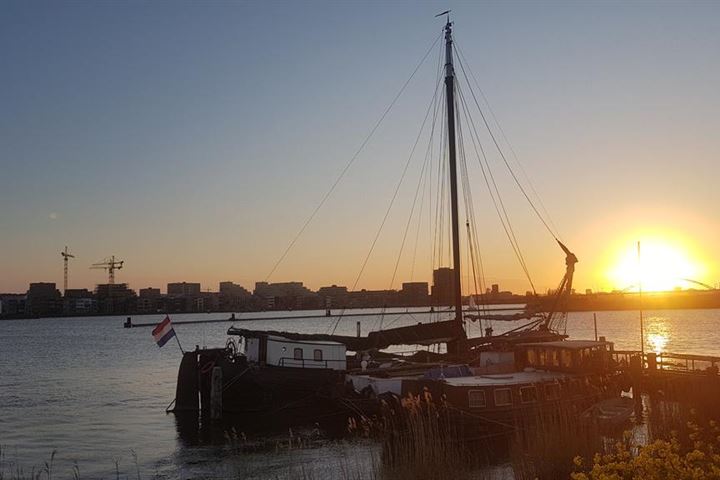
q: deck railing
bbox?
[276,357,346,369]
[610,350,720,375]
[653,352,720,374]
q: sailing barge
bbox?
[169,15,628,431]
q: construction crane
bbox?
[91,255,124,284]
[60,246,75,293]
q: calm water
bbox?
[1,308,720,478]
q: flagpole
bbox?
[174,332,185,354]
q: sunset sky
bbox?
[1,1,718,295]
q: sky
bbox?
[1,1,718,295]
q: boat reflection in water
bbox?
[173,409,349,448]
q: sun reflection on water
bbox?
[648,333,668,354]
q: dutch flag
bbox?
[152,315,176,348]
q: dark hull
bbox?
[174,349,348,418]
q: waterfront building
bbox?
[253,281,316,310]
[219,281,252,311]
[63,288,96,315]
[167,282,201,297]
[400,282,429,306]
[95,283,137,314]
[0,293,26,317]
[317,285,349,308]
[431,268,456,306]
[26,282,62,316]
[347,289,399,308]
[137,287,162,313]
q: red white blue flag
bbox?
[152,315,176,348]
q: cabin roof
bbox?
[266,334,345,346]
[443,370,571,387]
[519,340,610,350]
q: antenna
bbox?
[435,10,451,18]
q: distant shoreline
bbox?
[2,290,720,321]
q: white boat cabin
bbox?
[241,333,347,370]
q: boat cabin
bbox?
[241,333,347,370]
[519,340,614,374]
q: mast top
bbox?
[436,10,452,33]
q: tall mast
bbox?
[443,17,464,332]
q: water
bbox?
[1,308,719,478]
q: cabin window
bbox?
[545,383,560,400]
[539,349,547,366]
[520,386,538,404]
[494,388,512,406]
[551,350,560,367]
[313,349,323,362]
[468,390,486,408]
[294,348,303,360]
[561,349,573,368]
[527,349,538,366]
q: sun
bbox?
[606,239,702,292]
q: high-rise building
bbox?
[431,268,455,306]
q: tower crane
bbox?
[91,256,124,284]
[60,246,75,293]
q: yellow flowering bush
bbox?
[572,420,720,480]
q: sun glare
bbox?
[607,240,702,292]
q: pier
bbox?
[612,349,720,411]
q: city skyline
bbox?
[2,2,718,295]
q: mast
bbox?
[443,17,465,338]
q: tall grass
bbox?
[0,447,146,480]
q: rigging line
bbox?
[454,74,534,285]
[457,113,489,316]
[264,32,443,282]
[456,103,489,322]
[456,117,481,305]
[453,64,533,287]
[453,47,559,243]
[333,70,444,336]
[432,88,447,271]
[410,47,444,283]
[389,41,442,287]
[456,79,534,285]
[409,149,429,282]
[380,75,443,330]
[455,44,562,241]
[455,80,536,293]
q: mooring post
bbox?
[356,321,361,338]
[647,352,657,372]
[210,366,222,420]
[593,313,598,341]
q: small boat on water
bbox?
[169,14,629,431]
